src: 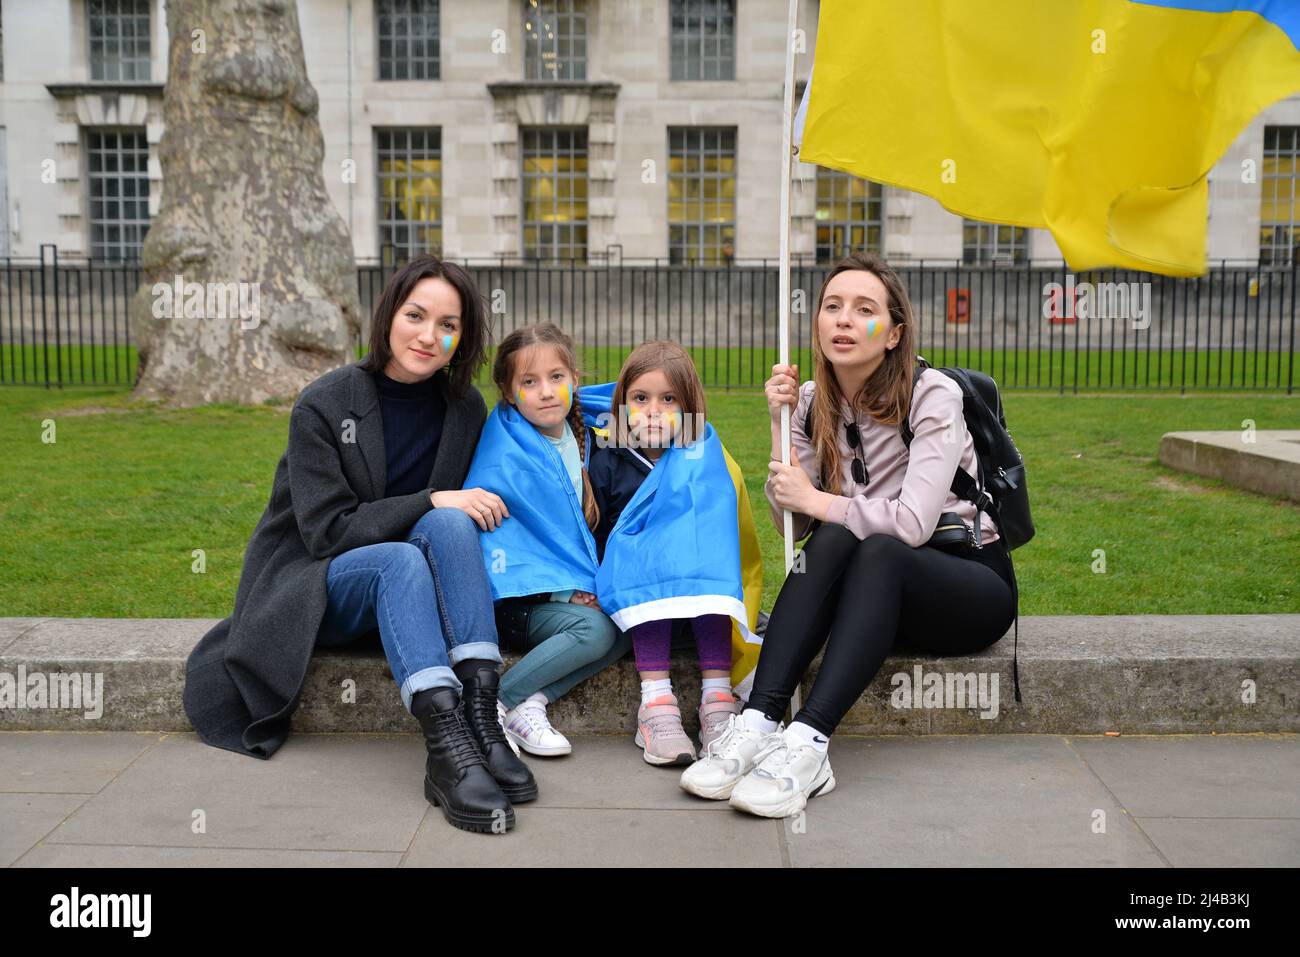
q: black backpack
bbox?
[803,356,1034,700]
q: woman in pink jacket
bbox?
[681,252,1018,818]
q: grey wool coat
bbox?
[183,361,488,759]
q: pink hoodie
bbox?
[764,368,1000,546]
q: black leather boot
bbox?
[411,687,515,834]
[460,666,539,803]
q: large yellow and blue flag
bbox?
[795,1,1300,276]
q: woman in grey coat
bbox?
[183,255,535,834]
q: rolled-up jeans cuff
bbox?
[447,641,504,667]
[402,666,460,714]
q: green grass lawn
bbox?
[4,342,1297,393]
[0,382,1296,619]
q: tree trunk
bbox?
[131,0,361,406]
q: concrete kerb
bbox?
[0,615,1296,736]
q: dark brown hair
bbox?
[492,323,599,533]
[809,252,917,493]
[609,339,708,448]
[359,254,489,399]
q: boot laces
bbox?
[468,684,508,746]
[433,707,487,773]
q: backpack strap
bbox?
[898,358,928,447]
[902,362,994,517]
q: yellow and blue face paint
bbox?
[516,381,573,415]
[864,318,883,340]
[440,332,460,359]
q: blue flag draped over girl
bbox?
[462,399,600,601]
[464,382,764,690]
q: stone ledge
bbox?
[1159,430,1300,502]
[0,615,1296,735]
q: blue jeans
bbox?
[315,508,502,713]
[497,600,631,710]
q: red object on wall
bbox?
[946,288,971,324]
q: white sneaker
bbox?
[728,731,836,818]
[504,701,572,757]
[497,700,522,757]
[679,713,786,800]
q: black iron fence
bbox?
[3,245,1296,393]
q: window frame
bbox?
[669,0,736,82]
[667,126,738,266]
[84,127,151,262]
[519,126,590,263]
[814,167,884,263]
[523,0,588,82]
[87,0,153,83]
[375,0,441,82]
[375,127,444,265]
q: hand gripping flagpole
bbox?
[778,0,800,714]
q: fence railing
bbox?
[3,245,1296,393]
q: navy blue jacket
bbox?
[587,440,654,562]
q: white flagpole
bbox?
[778,0,801,713]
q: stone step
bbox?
[0,615,1296,735]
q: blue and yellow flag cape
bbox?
[463,400,600,601]
[464,384,764,693]
[797,1,1300,276]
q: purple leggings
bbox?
[629,614,733,673]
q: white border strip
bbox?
[609,594,762,647]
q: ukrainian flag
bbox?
[797,1,1300,276]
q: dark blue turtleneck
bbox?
[373,368,447,498]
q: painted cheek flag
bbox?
[463,401,600,601]
[579,384,765,695]
[795,1,1300,277]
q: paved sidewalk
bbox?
[3,732,1297,867]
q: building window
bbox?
[524,0,587,81]
[668,127,736,265]
[88,0,151,82]
[86,129,150,261]
[1261,125,1299,267]
[376,0,440,81]
[670,0,735,81]
[376,128,442,264]
[815,168,883,263]
[521,128,588,262]
[962,219,1028,265]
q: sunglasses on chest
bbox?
[845,420,868,486]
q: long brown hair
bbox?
[492,323,599,532]
[609,340,708,449]
[809,252,917,493]
[358,254,489,400]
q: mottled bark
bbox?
[131,0,360,406]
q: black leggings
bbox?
[747,523,1018,736]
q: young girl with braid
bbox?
[472,323,631,756]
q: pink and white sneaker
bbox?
[634,694,697,766]
[698,689,743,750]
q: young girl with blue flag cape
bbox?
[463,323,631,757]
[585,340,763,768]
